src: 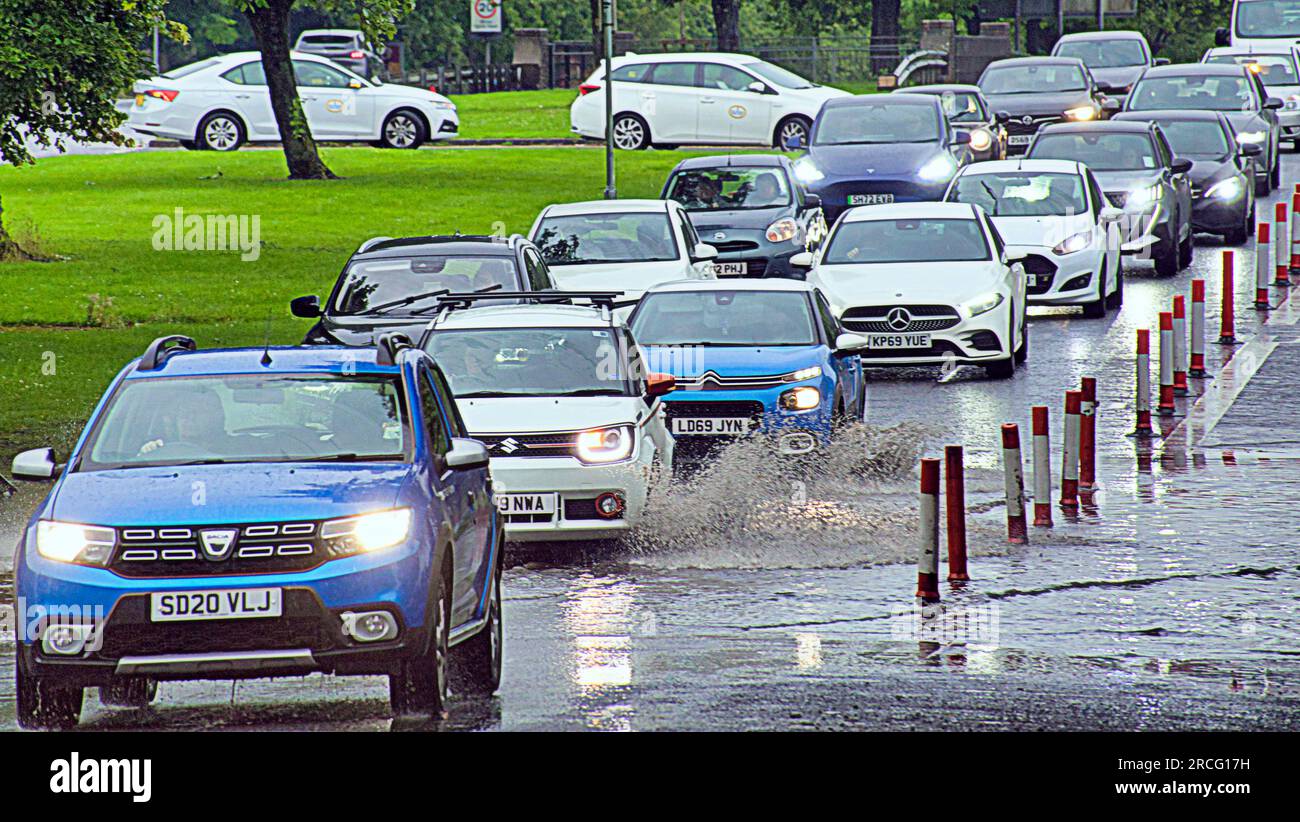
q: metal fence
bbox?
[398,63,524,94]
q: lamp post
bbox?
[602,0,616,199]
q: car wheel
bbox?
[99,676,158,709]
[612,113,650,150]
[389,560,450,717]
[178,140,197,150]
[1271,155,1281,189]
[380,109,426,149]
[775,116,812,151]
[1154,238,1179,277]
[452,530,504,696]
[1107,267,1125,309]
[196,111,245,151]
[984,310,1017,379]
[15,651,83,730]
[1082,268,1108,318]
[1178,229,1194,269]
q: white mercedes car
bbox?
[421,295,675,542]
[529,199,718,303]
[944,159,1124,317]
[795,202,1029,378]
[127,52,458,150]
[570,53,849,150]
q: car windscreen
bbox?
[666,167,793,210]
[1237,0,1300,38]
[742,60,814,89]
[1127,75,1255,111]
[1156,119,1232,157]
[813,103,941,145]
[161,58,222,79]
[333,255,521,314]
[950,172,1087,217]
[1030,132,1158,171]
[1054,39,1147,68]
[1205,53,1299,85]
[932,90,987,123]
[822,218,990,264]
[427,327,629,397]
[980,64,1088,94]
[533,212,678,264]
[80,375,408,470]
[632,290,817,346]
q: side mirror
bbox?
[1101,97,1121,112]
[995,110,1011,123]
[803,193,822,209]
[1154,57,1170,66]
[1264,96,1284,110]
[1240,142,1264,157]
[834,332,870,352]
[1215,27,1230,47]
[790,251,814,268]
[1099,205,1123,224]
[787,133,803,149]
[446,438,490,471]
[747,81,768,94]
[1171,157,1194,175]
[691,242,718,262]
[291,295,322,318]
[951,130,972,145]
[646,372,676,398]
[348,79,363,89]
[12,447,58,481]
[371,75,382,85]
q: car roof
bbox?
[671,154,789,171]
[431,304,616,330]
[897,83,983,95]
[1204,45,1295,57]
[298,29,363,37]
[1055,30,1147,43]
[541,199,673,216]
[841,201,980,222]
[956,158,1085,175]
[984,56,1086,70]
[1142,62,1247,78]
[1113,109,1226,123]
[124,346,401,379]
[613,52,767,65]
[1038,120,1155,136]
[644,278,814,294]
[351,235,518,260]
[824,92,936,110]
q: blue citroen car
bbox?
[791,93,972,223]
[9,334,501,728]
[628,279,868,458]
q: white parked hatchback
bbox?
[529,199,718,302]
[797,202,1029,378]
[570,53,849,150]
[127,52,458,150]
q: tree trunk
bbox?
[0,193,38,262]
[244,0,336,180]
[590,0,602,60]
[711,0,741,52]
[871,0,902,73]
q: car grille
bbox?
[1004,114,1062,136]
[664,400,766,419]
[841,304,961,333]
[711,240,761,254]
[1022,254,1058,295]
[676,371,787,391]
[475,432,577,458]
[109,521,325,578]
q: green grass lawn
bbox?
[0,145,732,463]
[450,88,579,140]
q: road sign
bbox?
[471,0,502,34]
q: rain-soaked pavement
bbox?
[2,158,1300,732]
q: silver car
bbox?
[295,29,384,80]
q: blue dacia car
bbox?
[628,279,868,459]
[9,334,501,728]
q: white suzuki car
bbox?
[530,199,718,302]
[945,159,1125,317]
[570,53,849,150]
[127,52,458,150]
[795,202,1029,378]
[421,295,675,542]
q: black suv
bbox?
[293,234,556,346]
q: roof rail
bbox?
[137,335,197,371]
[375,332,415,367]
[357,236,394,254]
[434,290,626,311]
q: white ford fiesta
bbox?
[797,202,1029,378]
[945,159,1125,317]
[127,52,459,150]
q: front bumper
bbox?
[663,380,836,459]
[842,304,1013,367]
[490,455,653,542]
[1191,189,1250,234]
[1016,244,1106,307]
[709,236,809,279]
[813,178,954,223]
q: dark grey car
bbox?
[978,57,1116,155]
[1051,30,1167,106]
[1028,120,1194,277]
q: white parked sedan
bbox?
[795,202,1029,378]
[944,159,1125,317]
[529,199,718,302]
[570,53,849,150]
[127,52,458,150]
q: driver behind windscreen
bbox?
[137,387,237,456]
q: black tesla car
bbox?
[978,56,1117,155]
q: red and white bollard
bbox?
[1031,405,1053,527]
[1172,295,1189,396]
[944,445,969,582]
[1291,191,1300,274]
[1190,280,1208,378]
[1001,423,1028,544]
[1255,222,1271,311]
[1158,311,1176,416]
[1219,250,1237,345]
[916,457,941,604]
[1060,391,1082,509]
[1079,377,1097,492]
[1134,329,1155,437]
[1276,202,1291,286]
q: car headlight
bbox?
[575,426,634,464]
[35,521,115,565]
[1204,177,1244,200]
[917,152,958,182]
[1286,95,1300,111]
[432,101,456,111]
[968,128,993,151]
[793,157,824,184]
[961,291,1005,317]
[1126,183,1160,208]
[781,365,823,382]
[779,386,821,411]
[321,508,412,556]
[766,218,799,243]
[1052,230,1092,255]
[1237,129,1267,144]
[1064,105,1097,121]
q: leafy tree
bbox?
[1133,0,1231,62]
[0,0,181,260]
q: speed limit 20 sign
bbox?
[470,0,502,34]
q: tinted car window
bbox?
[1158,120,1232,156]
[427,327,628,397]
[1030,132,1159,171]
[632,290,817,346]
[667,167,793,210]
[951,172,1088,217]
[815,103,941,145]
[822,218,990,264]
[611,63,651,82]
[523,248,551,290]
[933,91,987,123]
[1237,1,1300,38]
[534,213,679,264]
[333,255,522,314]
[980,64,1088,94]
[293,60,352,88]
[1128,74,1255,112]
[419,371,451,457]
[741,60,815,89]
[649,63,698,87]
[222,61,267,86]
[1205,54,1299,84]
[1055,39,1147,68]
[702,63,756,91]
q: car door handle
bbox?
[700,97,716,104]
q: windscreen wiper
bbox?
[368,289,451,315]
[411,283,504,314]
[552,388,628,396]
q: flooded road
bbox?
[3,159,1299,731]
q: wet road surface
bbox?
[3,156,1300,731]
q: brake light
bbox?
[579,83,600,96]
[349,50,364,59]
[428,85,438,93]
[146,89,179,102]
